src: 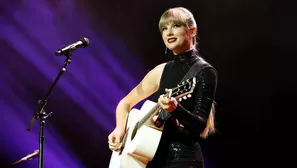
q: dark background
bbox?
[1,0,296,167]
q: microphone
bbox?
[12,149,40,165]
[55,37,89,56]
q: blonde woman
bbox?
[108,7,218,168]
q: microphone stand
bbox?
[26,52,73,168]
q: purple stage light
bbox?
[0,0,145,167]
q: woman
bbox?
[108,7,218,168]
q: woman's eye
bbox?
[161,27,167,31]
[173,24,181,27]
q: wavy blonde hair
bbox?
[159,7,216,138]
[200,103,216,138]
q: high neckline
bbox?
[171,50,199,63]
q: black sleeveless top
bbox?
[147,50,218,167]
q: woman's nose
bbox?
[166,28,173,36]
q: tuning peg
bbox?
[183,96,187,100]
[179,98,182,102]
[187,94,192,98]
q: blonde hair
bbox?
[158,7,198,48]
[200,103,216,138]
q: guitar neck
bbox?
[137,103,161,129]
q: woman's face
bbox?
[161,22,193,55]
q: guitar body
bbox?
[109,100,163,168]
[108,77,197,168]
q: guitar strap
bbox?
[154,57,211,128]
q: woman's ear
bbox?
[190,28,197,37]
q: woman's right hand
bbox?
[108,127,125,151]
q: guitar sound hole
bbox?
[131,122,139,140]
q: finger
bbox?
[109,141,121,149]
[109,141,119,148]
[108,136,112,143]
[169,97,176,104]
[161,97,170,104]
[109,136,116,144]
[109,142,117,147]
[110,145,120,151]
[109,145,117,151]
[108,140,113,144]
[161,105,170,111]
[158,96,162,102]
[108,134,113,141]
[158,96,165,104]
[115,136,121,144]
[158,98,167,108]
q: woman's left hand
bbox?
[158,89,178,113]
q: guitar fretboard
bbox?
[137,103,161,130]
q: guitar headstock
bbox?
[166,77,196,102]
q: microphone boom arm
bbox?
[26,52,73,168]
